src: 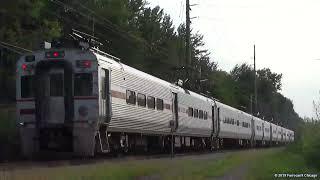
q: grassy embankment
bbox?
[0,149,270,180]
[0,105,19,160]
[247,123,320,180]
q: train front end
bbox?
[16,48,99,157]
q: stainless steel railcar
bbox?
[16,47,294,157]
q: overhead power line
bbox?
[40,2,182,71]
[49,0,172,59]
[0,41,32,53]
[73,0,173,57]
[0,43,24,55]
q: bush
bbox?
[0,105,20,160]
[288,123,320,169]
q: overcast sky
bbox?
[148,0,320,118]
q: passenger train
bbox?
[16,43,294,157]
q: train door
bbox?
[217,107,220,136]
[35,62,73,125]
[211,106,215,134]
[101,68,111,123]
[172,92,178,130]
[270,124,273,142]
[262,123,265,141]
[47,69,65,123]
[35,61,73,151]
[251,118,255,144]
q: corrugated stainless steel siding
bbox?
[111,69,171,99]
[176,92,212,136]
[108,68,172,134]
[109,103,172,133]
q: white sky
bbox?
[148,0,320,118]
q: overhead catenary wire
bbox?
[47,0,191,76]
[49,0,141,46]
[72,0,173,57]
[46,5,173,58]
[41,6,179,69]
[0,43,24,55]
[49,0,172,60]
[0,41,32,53]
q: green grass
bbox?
[1,149,271,180]
[247,123,320,180]
[159,150,268,180]
[247,148,317,180]
[0,105,19,160]
[0,104,16,142]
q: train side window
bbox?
[194,109,198,118]
[21,75,34,98]
[74,73,93,96]
[137,93,146,107]
[147,96,155,109]
[126,90,136,105]
[156,98,163,110]
[188,107,194,117]
[199,110,204,119]
[237,120,239,126]
[204,111,208,120]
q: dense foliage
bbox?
[0,0,301,130]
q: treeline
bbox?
[0,0,301,130]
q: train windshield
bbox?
[74,73,93,96]
[21,75,34,98]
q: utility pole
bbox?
[186,0,191,67]
[185,0,192,90]
[92,16,95,37]
[250,94,253,115]
[254,45,258,116]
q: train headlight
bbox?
[22,64,27,71]
[76,60,92,68]
[21,64,34,72]
[45,51,65,58]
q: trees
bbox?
[228,63,301,129]
[0,0,301,129]
[0,0,62,102]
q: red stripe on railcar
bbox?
[16,98,34,102]
[20,109,35,115]
[74,96,98,100]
